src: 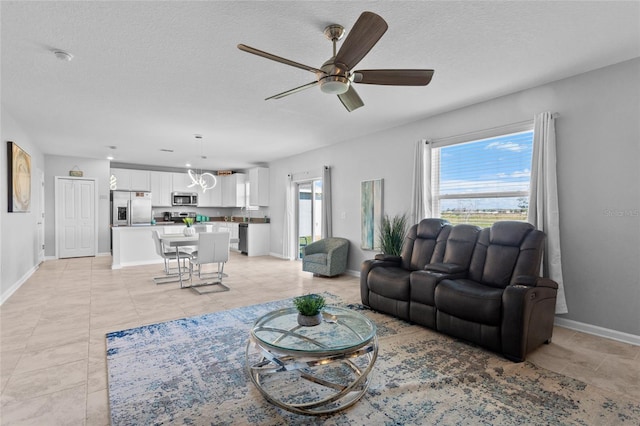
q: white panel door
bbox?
[58,178,96,258]
[38,169,45,262]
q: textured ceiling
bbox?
[2,1,639,170]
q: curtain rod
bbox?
[426,113,559,146]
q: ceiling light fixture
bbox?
[319,76,350,95]
[187,135,217,193]
[53,49,73,61]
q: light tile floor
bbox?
[1,254,638,425]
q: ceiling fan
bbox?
[237,11,434,112]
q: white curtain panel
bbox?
[283,174,294,260]
[528,112,568,314]
[322,166,332,239]
[410,140,432,225]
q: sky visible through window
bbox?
[438,131,533,212]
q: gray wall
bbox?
[44,155,112,256]
[269,58,640,336]
[1,110,45,301]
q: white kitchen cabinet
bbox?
[171,172,193,193]
[199,178,222,207]
[130,170,150,191]
[221,173,246,207]
[110,168,130,191]
[150,171,172,206]
[110,168,150,191]
[247,223,270,256]
[248,167,269,206]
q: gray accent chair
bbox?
[302,238,350,277]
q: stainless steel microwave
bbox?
[172,192,198,206]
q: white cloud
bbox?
[485,141,528,152]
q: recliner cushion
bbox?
[482,245,520,287]
[368,267,411,300]
[435,279,504,325]
[417,219,447,239]
[304,253,327,265]
[490,221,534,246]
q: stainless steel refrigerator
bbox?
[111,191,152,226]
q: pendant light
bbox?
[187,135,217,192]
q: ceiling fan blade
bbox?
[334,12,388,70]
[238,44,325,75]
[338,86,364,112]
[266,81,319,100]
[353,69,434,86]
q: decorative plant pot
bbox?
[184,227,196,236]
[297,312,323,327]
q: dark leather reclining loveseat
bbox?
[361,219,558,362]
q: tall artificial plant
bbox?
[378,213,408,256]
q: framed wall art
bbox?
[7,141,31,212]
[361,178,383,250]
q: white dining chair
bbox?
[187,231,231,294]
[151,230,192,284]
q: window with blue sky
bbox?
[431,130,533,226]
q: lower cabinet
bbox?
[246,223,270,257]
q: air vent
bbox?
[160,149,174,153]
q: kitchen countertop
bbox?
[153,217,270,225]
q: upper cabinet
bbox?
[221,173,246,207]
[171,172,194,193]
[150,171,172,206]
[199,177,222,207]
[111,168,250,207]
[110,168,150,192]
[248,167,269,206]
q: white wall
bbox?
[1,110,45,302]
[44,155,111,256]
[269,58,640,336]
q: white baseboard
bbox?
[0,264,39,305]
[269,252,294,260]
[554,317,640,346]
[345,269,360,278]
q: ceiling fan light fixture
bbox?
[320,75,350,95]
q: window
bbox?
[431,127,534,227]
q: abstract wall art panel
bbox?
[361,178,383,250]
[7,141,31,212]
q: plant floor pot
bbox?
[297,312,322,327]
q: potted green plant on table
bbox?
[293,294,326,326]
[183,217,195,236]
[378,213,408,256]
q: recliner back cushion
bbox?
[401,219,450,270]
[442,224,480,267]
[468,222,540,288]
[489,221,534,246]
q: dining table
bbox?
[160,233,239,288]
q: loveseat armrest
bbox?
[501,283,558,362]
[425,263,466,274]
[513,275,558,289]
[361,258,404,306]
[374,254,402,263]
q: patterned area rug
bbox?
[106,294,640,425]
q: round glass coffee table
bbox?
[245,306,378,415]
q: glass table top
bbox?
[250,306,376,355]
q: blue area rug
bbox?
[106,293,640,425]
